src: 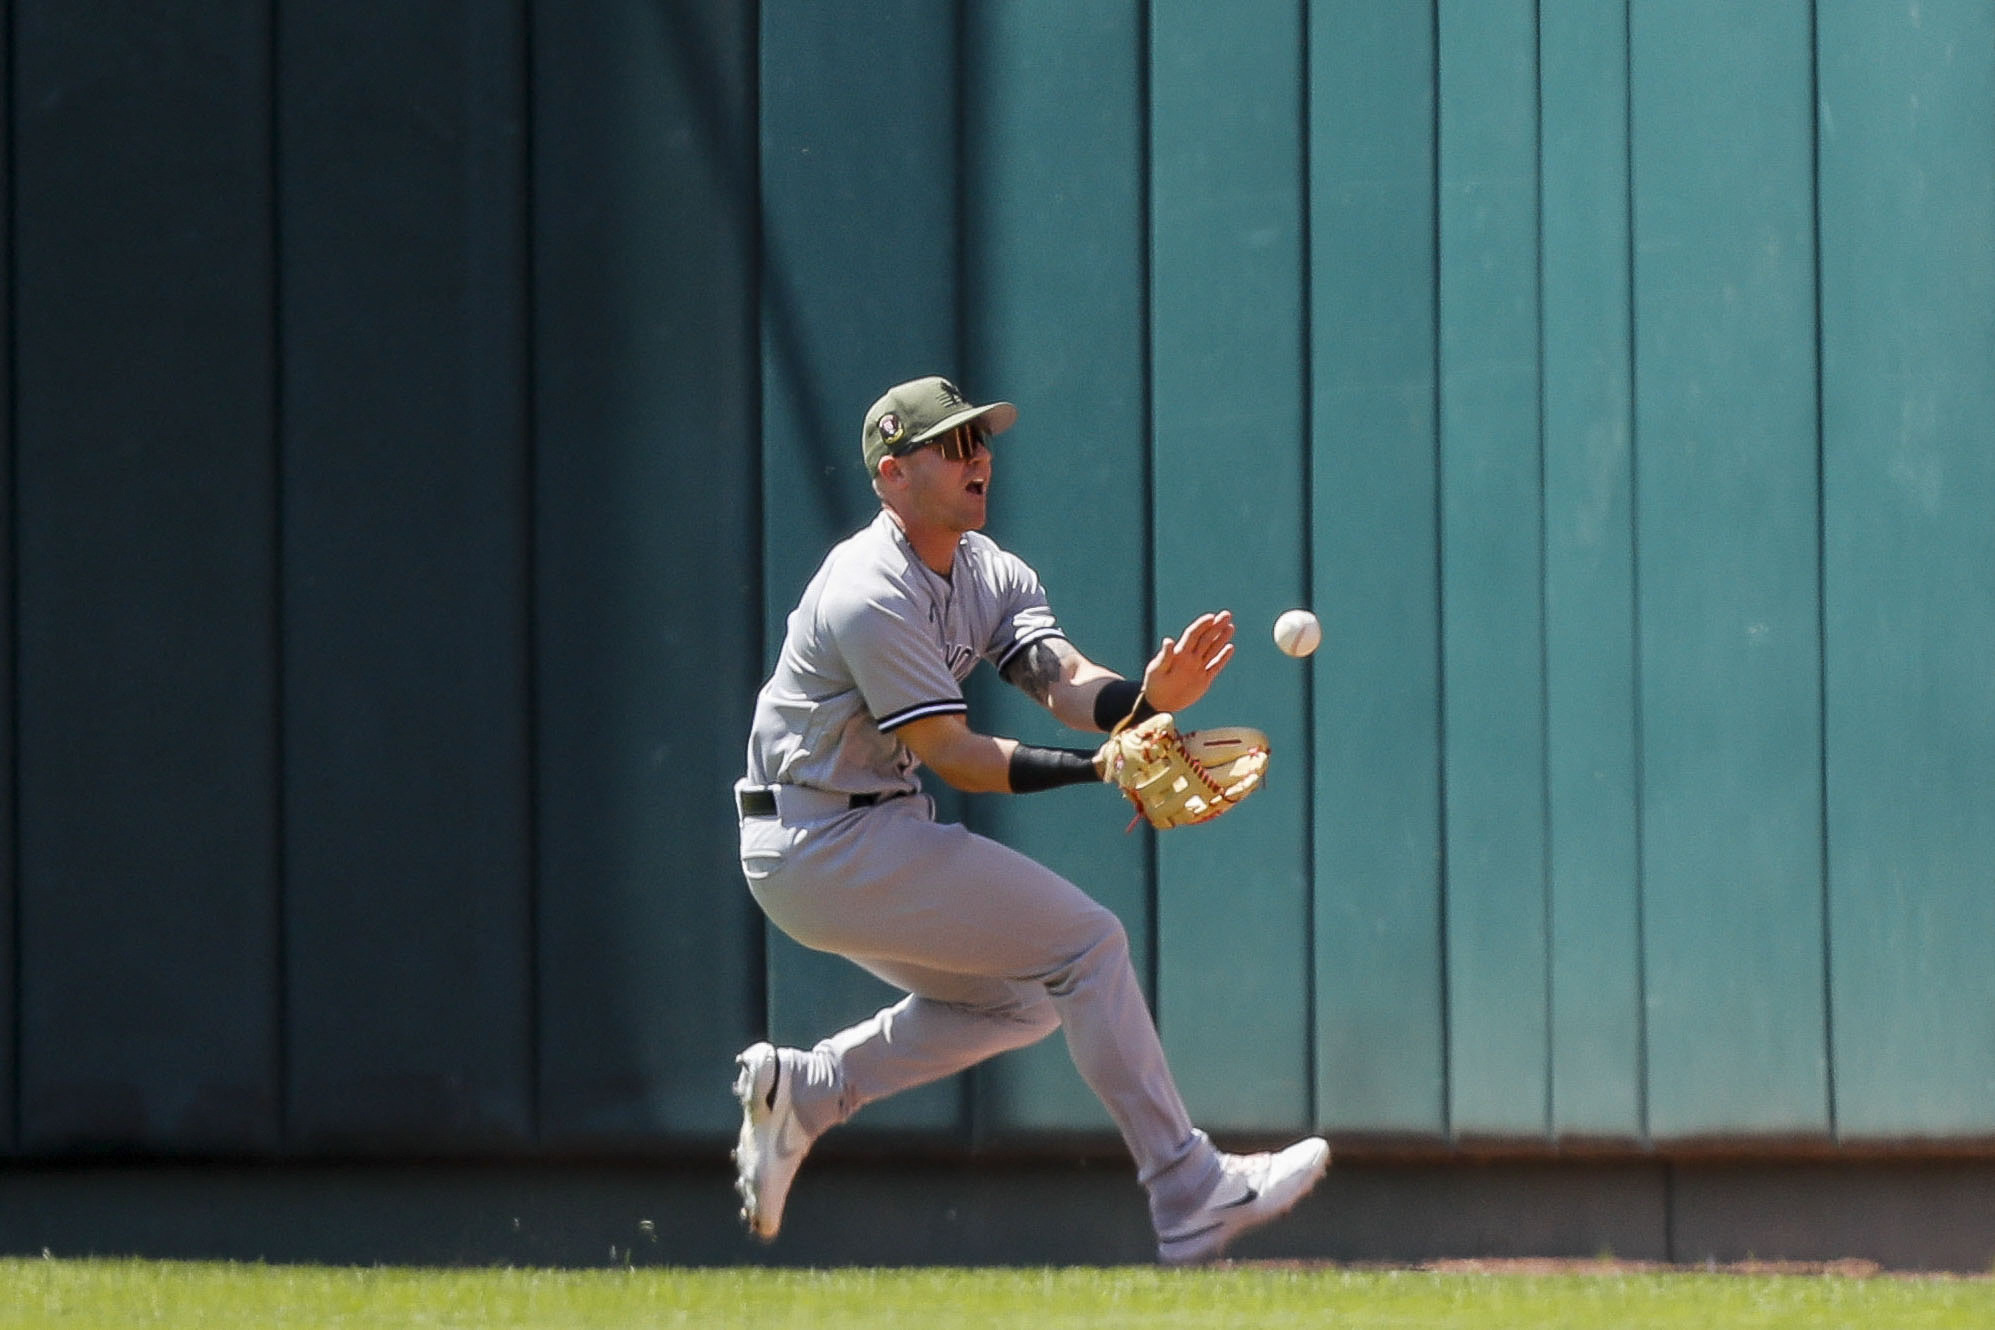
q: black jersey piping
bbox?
[876,698,970,732]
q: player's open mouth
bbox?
[966,479,987,496]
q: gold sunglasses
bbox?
[895,422,990,463]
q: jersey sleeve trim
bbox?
[876,697,970,732]
[994,627,1068,676]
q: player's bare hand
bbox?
[1141,610,1235,713]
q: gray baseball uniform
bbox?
[736,508,1224,1230]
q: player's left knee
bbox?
[1042,915,1131,998]
[1017,999,1060,1038]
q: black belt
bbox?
[736,786,889,818]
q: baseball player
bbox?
[731,376,1328,1264]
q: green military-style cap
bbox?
[862,376,1018,475]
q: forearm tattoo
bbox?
[1001,638,1073,706]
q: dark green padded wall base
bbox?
[9,1159,1995,1273]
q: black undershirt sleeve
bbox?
[1090,678,1157,732]
[1007,744,1102,794]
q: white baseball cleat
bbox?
[1156,1136,1331,1265]
[731,1042,812,1242]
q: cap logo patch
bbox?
[877,412,904,447]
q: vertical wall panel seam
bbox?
[1621,0,1651,1146]
[951,0,968,387]
[521,0,542,1148]
[952,0,977,1150]
[1532,0,1555,1143]
[1806,0,1836,1142]
[746,0,768,1055]
[1428,0,1451,1142]
[1137,0,1158,1015]
[1296,0,1316,1132]
[266,0,290,1154]
[753,1,775,1045]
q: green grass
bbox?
[1,1259,1991,1329]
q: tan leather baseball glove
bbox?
[1095,712,1270,829]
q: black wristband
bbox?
[1091,678,1157,732]
[1007,744,1102,794]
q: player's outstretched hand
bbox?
[1141,610,1235,714]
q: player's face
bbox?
[898,424,992,533]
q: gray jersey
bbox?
[745,509,1065,796]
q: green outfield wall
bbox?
[1,0,1991,1203]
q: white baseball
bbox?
[1273,609,1321,658]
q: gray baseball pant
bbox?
[738,789,1223,1230]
